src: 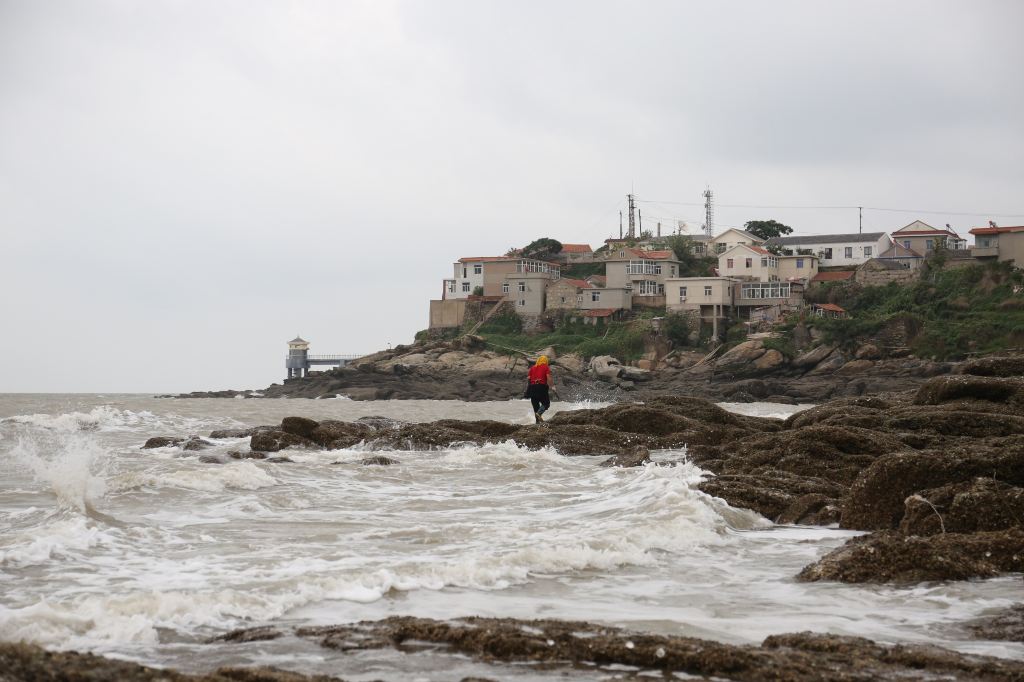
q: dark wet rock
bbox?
[197,455,224,464]
[264,456,295,463]
[967,605,1024,643]
[355,415,404,430]
[209,426,275,439]
[914,375,1024,406]
[142,436,184,449]
[281,416,320,439]
[601,446,650,467]
[309,420,373,448]
[360,456,399,466]
[959,355,1024,378]
[292,615,1024,680]
[797,528,1024,583]
[208,626,284,643]
[229,450,267,460]
[249,430,314,453]
[899,478,1024,536]
[776,493,840,526]
[792,343,836,369]
[698,472,843,522]
[0,641,348,681]
[182,436,213,451]
[842,447,1024,531]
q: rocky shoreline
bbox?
[168,334,959,404]
[6,612,1024,681]
[73,357,1022,681]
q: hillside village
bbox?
[429,218,1021,344]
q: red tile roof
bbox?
[970,225,1024,235]
[895,230,962,237]
[587,275,607,283]
[629,248,675,260]
[581,308,616,317]
[458,256,509,263]
[749,246,771,255]
[560,243,593,253]
[559,278,592,289]
[811,271,856,282]
[814,303,847,313]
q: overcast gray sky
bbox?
[2,0,1023,393]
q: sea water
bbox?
[0,394,1020,680]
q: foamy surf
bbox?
[1,394,1021,670]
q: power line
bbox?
[634,197,1024,218]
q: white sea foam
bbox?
[7,436,109,513]
[111,461,278,493]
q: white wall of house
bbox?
[778,255,819,280]
[718,245,780,281]
[711,228,764,255]
[665,277,736,312]
[445,260,488,299]
[768,234,891,267]
[579,287,631,310]
[503,272,549,315]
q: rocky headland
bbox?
[171,332,960,404]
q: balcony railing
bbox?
[971,246,999,258]
[515,259,560,279]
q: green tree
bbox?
[744,219,794,241]
[666,235,717,276]
[522,238,563,260]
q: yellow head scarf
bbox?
[537,355,549,365]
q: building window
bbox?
[627,260,662,275]
[559,296,565,304]
[518,299,526,307]
[903,240,911,249]
[740,282,791,299]
[518,282,526,292]
[591,291,601,302]
[727,258,734,269]
[704,286,712,296]
[447,281,455,293]
[926,239,934,250]
[671,266,676,276]
[473,264,482,275]
[823,248,833,259]
[637,280,661,295]
[462,282,471,292]
[716,243,727,254]
[502,282,509,294]
[761,257,768,267]
[796,258,804,268]
[679,286,687,298]
[864,246,872,257]
[576,294,583,306]
[844,246,853,258]
[745,258,752,268]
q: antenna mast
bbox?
[702,186,714,237]
[627,193,636,238]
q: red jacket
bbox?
[528,364,550,385]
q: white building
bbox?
[764,232,892,267]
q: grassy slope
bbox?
[809,261,1024,359]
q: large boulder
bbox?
[281,416,319,439]
[914,375,1024,406]
[309,419,373,448]
[619,366,653,382]
[714,340,765,368]
[590,355,623,381]
[250,430,314,453]
[898,477,1024,536]
[792,343,836,369]
[806,350,846,375]
[601,446,651,468]
[841,447,1024,530]
[797,529,1024,583]
[142,436,183,449]
[836,359,874,376]
[958,355,1024,377]
[752,349,786,372]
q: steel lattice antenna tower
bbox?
[627,193,636,238]
[703,186,714,237]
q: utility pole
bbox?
[703,186,714,237]
[638,209,643,236]
[619,211,623,239]
[858,206,863,234]
[627,193,636,238]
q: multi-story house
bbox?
[969,224,1024,263]
[665,245,818,322]
[709,228,765,255]
[891,220,967,254]
[764,232,891,267]
[441,256,561,316]
[604,248,682,307]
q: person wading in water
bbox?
[525,355,553,423]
